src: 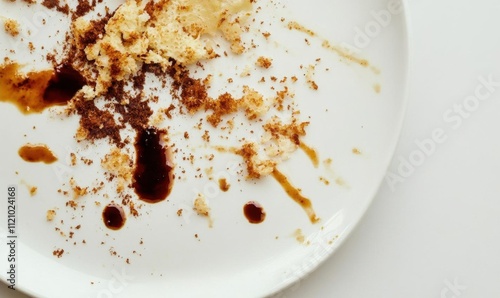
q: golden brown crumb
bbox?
[202,130,210,142]
[306,64,318,90]
[53,248,64,258]
[240,86,268,120]
[73,0,253,98]
[3,19,19,37]
[177,209,183,216]
[68,178,88,199]
[352,148,362,155]
[46,209,56,221]
[101,147,133,193]
[236,143,276,179]
[193,194,210,216]
[256,56,272,69]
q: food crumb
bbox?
[46,209,56,221]
[177,209,183,216]
[256,56,272,69]
[306,64,318,90]
[352,148,362,155]
[193,194,210,216]
[3,19,19,37]
[52,248,64,258]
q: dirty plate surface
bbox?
[0,0,408,297]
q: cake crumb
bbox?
[256,56,272,69]
[306,64,318,90]
[3,19,19,37]
[46,209,56,221]
[193,194,210,216]
[101,147,133,193]
[53,248,64,258]
[352,148,362,155]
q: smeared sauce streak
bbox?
[18,144,58,164]
[102,204,126,230]
[0,63,85,114]
[272,169,319,223]
[299,142,319,167]
[133,127,173,203]
[287,21,370,68]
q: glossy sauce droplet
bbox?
[43,64,86,104]
[244,201,266,224]
[133,127,173,203]
[0,63,85,114]
[102,204,126,230]
[18,144,57,164]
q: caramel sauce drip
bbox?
[272,169,319,223]
[18,144,58,164]
[0,63,85,114]
[299,142,319,168]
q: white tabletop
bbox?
[3,0,500,297]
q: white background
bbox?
[3,0,500,297]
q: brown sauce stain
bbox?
[18,144,58,164]
[218,178,230,192]
[243,201,266,224]
[0,63,85,114]
[102,204,126,230]
[272,169,319,224]
[132,127,174,203]
[299,142,319,167]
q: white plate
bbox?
[0,0,409,297]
